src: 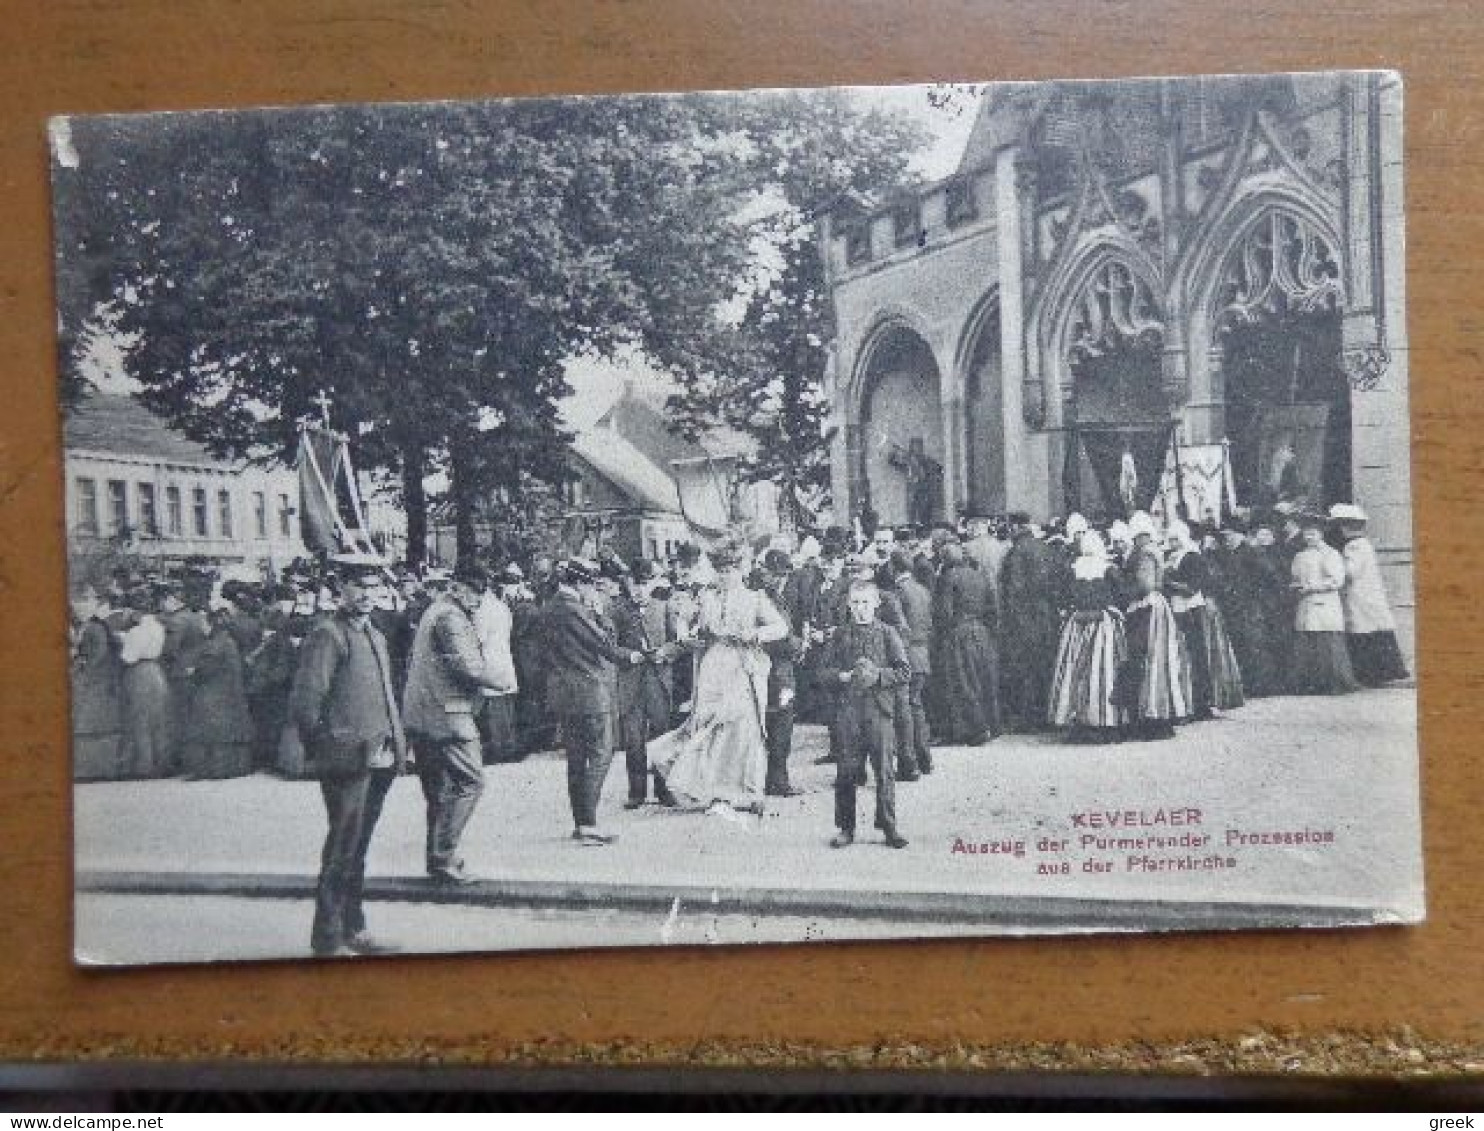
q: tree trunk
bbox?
[400,440,428,569]
[450,445,479,565]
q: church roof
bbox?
[63,391,222,465]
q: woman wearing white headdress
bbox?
[1047,530,1127,742]
[648,535,789,815]
[1164,519,1245,718]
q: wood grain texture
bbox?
[1,0,1482,1075]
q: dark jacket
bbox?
[289,612,406,775]
[829,619,911,717]
[892,573,935,675]
[542,589,633,717]
[762,581,805,707]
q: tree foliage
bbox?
[664,89,930,530]
[52,88,933,558]
[53,95,756,561]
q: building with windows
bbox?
[555,384,779,563]
[63,391,307,578]
[429,384,781,566]
[822,72,1412,651]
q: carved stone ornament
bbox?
[1066,258,1166,370]
[1213,210,1343,335]
[1341,342,1391,391]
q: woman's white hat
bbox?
[1128,511,1156,540]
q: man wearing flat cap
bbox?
[543,558,646,843]
[403,560,506,883]
[289,554,406,956]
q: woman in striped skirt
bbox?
[1048,530,1127,743]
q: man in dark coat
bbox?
[888,550,935,773]
[607,557,675,808]
[807,530,853,764]
[289,556,407,957]
[759,550,806,797]
[999,512,1063,732]
[827,581,911,849]
[542,559,645,844]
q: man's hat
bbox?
[451,560,489,588]
[761,548,792,575]
[329,551,388,582]
[500,562,525,582]
[820,525,851,557]
[1007,510,1033,526]
[561,558,600,585]
[1328,502,1368,524]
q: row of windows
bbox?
[73,477,294,542]
[842,177,980,267]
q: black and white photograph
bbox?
[53,71,1422,966]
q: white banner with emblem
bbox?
[1150,437,1239,526]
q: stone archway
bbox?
[959,295,1005,515]
[1053,255,1172,518]
[1207,207,1350,510]
[853,322,946,530]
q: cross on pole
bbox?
[311,390,333,429]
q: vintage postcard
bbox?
[53,71,1422,965]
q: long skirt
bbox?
[1117,596,1193,725]
[120,661,172,778]
[1178,604,1245,716]
[73,731,123,782]
[936,621,1002,742]
[1290,631,1361,695]
[1048,610,1126,734]
[648,643,768,806]
[73,660,123,781]
[1348,631,1410,686]
[181,739,253,779]
[276,722,309,779]
[1226,602,1282,697]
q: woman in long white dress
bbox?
[648,542,789,815]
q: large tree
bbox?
[665,89,930,531]
[53,95,756,562]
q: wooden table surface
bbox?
[1,0,1481,1080]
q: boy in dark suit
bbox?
[828,581,911,849]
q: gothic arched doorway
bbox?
[856,324,945,531]
[1060,258,1171,519]
[1212,209,1349,511]
[962,300,1005,515]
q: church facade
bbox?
[822,72,1411,649]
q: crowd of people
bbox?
[69,498,1409,956]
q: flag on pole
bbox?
[296,428,343,555]
[1151,437,1238,526]
[296,425,377,556]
